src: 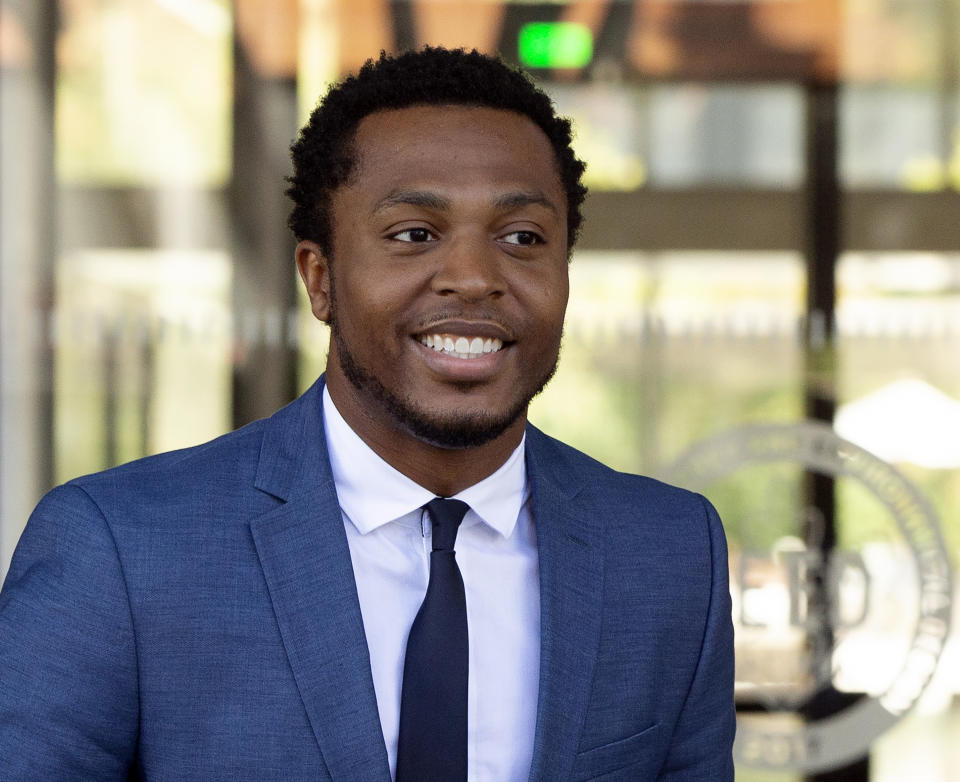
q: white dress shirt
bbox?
[322,388,540,782]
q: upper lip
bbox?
[413,319,515,342]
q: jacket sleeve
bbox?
[657,495,736,781]
[0,484,139,780]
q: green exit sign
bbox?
[518,22,594,69]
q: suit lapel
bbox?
[525,427,605,782]
[247,385,604,782]
[249,379,391,782]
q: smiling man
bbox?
[296,103,570,490]
[0,48,734,781]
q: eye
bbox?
[501,230,543,246]
[392,227,436,243]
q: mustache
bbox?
[413,310,516,333]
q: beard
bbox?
[327,293,560,450]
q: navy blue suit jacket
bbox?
[0,377,735,780]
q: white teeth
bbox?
[419,333,504,359]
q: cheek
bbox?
[533,273,569,328]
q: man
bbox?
[0,47,734,780]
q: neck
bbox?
[325,374,526,497]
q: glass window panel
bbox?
[648,84,804,188]
[835,250,960,782]
[546,82,648,191]
[840,87,948,188]
[835,251,960,537]
[529,250,805,475]
[54,249,232,482]
[56,0,232,185]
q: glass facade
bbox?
[2,1,958,779]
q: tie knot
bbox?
[424,498,469,552]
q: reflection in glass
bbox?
[54,249,232,482]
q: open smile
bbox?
[418,333,504,360]
[411,320,515,382]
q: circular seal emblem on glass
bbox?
[666,421,952,774]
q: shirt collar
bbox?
[322,385,528,539]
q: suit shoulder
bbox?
[525,425,724,560]
[73,417,267,485]
[63,418,270,513]
[526,424,708,512]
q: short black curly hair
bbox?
[287,46,587,257]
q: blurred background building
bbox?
[1,1,958,779]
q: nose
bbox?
[430,234,505,301]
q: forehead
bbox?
[345,105,564,201]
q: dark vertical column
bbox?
[0,0,58,575]
[802,81,839,675]
[229,21,299,428]
[391,0,416,51]
[801,81,869,782]
[804,82,839,353]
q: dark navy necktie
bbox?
[395,498,470,782]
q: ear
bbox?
[296,240,332,323]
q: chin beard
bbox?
[330,325,558,450]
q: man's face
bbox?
[298,104,569,450]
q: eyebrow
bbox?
[493,191,559,215]
[372,189,559,216]
[373,190,451,214]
